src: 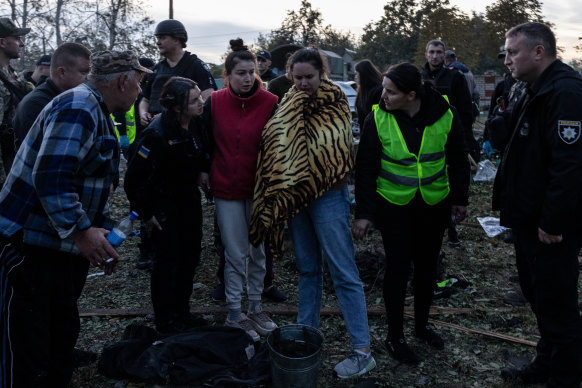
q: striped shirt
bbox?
[0,82,119,254]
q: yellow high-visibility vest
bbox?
[373,103,452,205]
[111,105,136,143]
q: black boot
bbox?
[415,325,444,350]
[501,361,550,384]
[385,338,419,364]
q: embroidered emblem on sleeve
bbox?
[137,145,150,159]
[558,121,581,144]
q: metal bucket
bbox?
[266,324,324,388]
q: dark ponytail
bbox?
[385,62,430,99]
[223,38,256,76]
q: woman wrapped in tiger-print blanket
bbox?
[249,77,353,256]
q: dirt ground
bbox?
[70,155,580,388]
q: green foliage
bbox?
[465,13,495,74]
[480,0,549,74]
[414,6,471,67]
[485,0,545,44]
[358,0,420,70]
[257,0,356,53]
[359,0,549,75]
[3,0,561,76]
[358,0,452,71]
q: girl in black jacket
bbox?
[125,76,209,334]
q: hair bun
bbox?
[229,38,248,52]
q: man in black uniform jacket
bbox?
[139,19,217,127]
[422,40,475,248]
[494,22,582,386]
[13,43,91,149]
[421,40,478,162]
[256,50,277,82]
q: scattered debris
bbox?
[72,157,549,387]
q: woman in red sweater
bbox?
[202,39,278,342]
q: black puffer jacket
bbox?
[12,78,60,149]
[493,60,582,235]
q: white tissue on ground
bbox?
[477,216,509,238]
[473,160,497,183]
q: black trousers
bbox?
[513,226,582,387]
[0,130,15,178]
[1,239,89,388]
[151,201,202,327]
[377,194,450,340]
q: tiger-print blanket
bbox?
[249,78,354,256]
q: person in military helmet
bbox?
[136,20,217,271]
[139,19,217,127]
[125,77,209,334]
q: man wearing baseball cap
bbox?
[0,18,32,184]
[0,50,151,387]
[20,53,51,86]
[257,49,276,82]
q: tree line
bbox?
[1,0,157,71]
[2,0,581,75]
[257,0,581,75]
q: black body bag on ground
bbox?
[98,324,270,387]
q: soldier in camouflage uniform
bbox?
[0,18,33,184]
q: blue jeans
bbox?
[289,187,370,349]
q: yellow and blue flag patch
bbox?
[138,145,150,159]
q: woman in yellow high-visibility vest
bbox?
[353,62,470,364]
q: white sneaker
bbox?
[334,351,376,379]
[225,313,260,342]
[247,307,278,336]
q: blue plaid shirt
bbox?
[0,82,119,254]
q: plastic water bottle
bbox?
[106,211,139,247]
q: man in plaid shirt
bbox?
[0,50,151,387]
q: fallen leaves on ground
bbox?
[70,156,580,388]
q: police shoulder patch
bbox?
[558,120,581,144]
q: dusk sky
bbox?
[148,0,580,65]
